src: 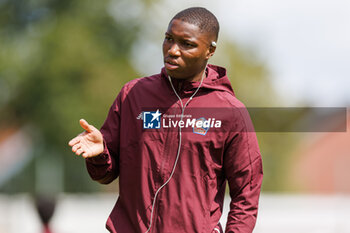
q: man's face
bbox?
[162,19,215,81]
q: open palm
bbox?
[68,119,104,158]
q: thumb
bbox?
[79,119,95,133]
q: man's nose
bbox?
[168,43,181,56]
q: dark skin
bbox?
[163,19,217,82]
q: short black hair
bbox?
[171,7,220,41]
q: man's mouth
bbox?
[164,59,180,70]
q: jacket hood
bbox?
[161,64,235,96]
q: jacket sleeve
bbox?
[223,107,263,233]
[85,90,123,184]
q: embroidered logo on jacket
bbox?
[193,117,210,135]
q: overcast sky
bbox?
[126,0,350,106]
[217,0,350,106]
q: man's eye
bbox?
[183,42,195,47]
[165,36,173,41]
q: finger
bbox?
[68,136,80,147]
[79,119,94,133]
[75,148,84,156]
[82,151,89,158]
[72,143,81,153]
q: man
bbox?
[69,7,263,233]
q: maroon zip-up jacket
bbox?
[85,64,263,233]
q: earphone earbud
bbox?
[211,41,217,47]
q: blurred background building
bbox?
[0,0,349,232]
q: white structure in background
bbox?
[0,194,349,233]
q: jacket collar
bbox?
[161,64,235,96]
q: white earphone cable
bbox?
[144,68,206,233]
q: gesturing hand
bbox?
[68,119,104,158]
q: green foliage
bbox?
[0,0,140,193]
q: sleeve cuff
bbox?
[85,140,110,165]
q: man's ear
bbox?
[206,45,216,59]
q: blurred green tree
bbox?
[0,0,147,193]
